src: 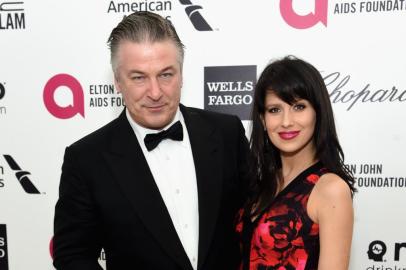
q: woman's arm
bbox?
[307,173,354,270]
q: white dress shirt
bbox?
[126,108,199,270]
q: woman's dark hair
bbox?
[247,55,356,218]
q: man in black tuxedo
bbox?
[53,11,249,270]
[54,12,248,270]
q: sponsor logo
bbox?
[323,71,406,111]
[2,155,41,194]
[345,163,406,188]
[366,240,406,270]
[178,0,212,31]
[0,224,9,270]
[204,65,256,120]
[43,74,85,119]
[88,84,124,108]
[368,240,387,262]
[106,0,213,31]
[0,82,5,115]
[280,0,328,29]
[335,0,406,14]
[107,0,172,15]
[43,74,125,119]
[279,0,406,29]
[0,1,25,30]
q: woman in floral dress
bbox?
[236,56,356,270]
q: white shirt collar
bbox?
[125,107,183,141]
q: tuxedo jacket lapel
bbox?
[181,105,223,270]
[101,107,224,270]
[102,111,193,270]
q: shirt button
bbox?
[175,189,180,194]
[192,257,196,262]
[184,224,188,229]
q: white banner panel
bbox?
[0,0,405,269]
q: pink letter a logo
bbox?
[280,0,328,29]
[43,74,85,119]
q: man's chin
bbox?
[143,117,174,130]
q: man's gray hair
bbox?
[107,11,185,76]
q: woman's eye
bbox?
[294,104,306,111]
[268,107,280,113]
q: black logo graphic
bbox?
[3,155,40,194]
[0,165,4,188]
[0,82,6,115]
[368,240,387,261]
[0,224,9,270]
[0,82,5,100]
[0,1,25,30]
[368,240,406,262]
[179,0,212,31]
[204,65,256,120]
[395,242,406,261]
[0,1,23,11]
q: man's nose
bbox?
[147,78,162,100]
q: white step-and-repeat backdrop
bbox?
[1,0,405,269]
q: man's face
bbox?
[114,40,182,130]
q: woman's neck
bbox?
[279,145,317,189]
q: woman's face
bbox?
[263,91,316,157]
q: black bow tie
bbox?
[144,121,183,151]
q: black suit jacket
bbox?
[53,105,249,270]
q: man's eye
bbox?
[131,75,144,81]
[160,73,173,78]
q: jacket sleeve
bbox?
[53,146,103,270]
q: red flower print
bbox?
[236,164,327,270]
[309,223,319,235]
[306,174,319,184]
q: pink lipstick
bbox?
[278,131,300,140]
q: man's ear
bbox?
[114,74,121,93]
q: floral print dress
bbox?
[236,162,328,270]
